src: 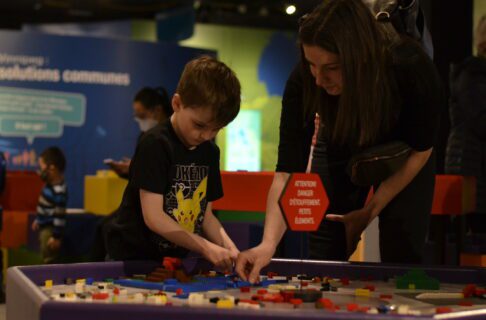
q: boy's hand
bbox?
[47,237,61,251]
[31,220,39,231]
[203,242,237,272]
[228,246,240,260]
[235,244,275,284]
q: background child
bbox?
[106,56,241,271]
[31,146,68,264]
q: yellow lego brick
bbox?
[160,294,168,304]
[149,294,168,305]
[408,283,416,290]
[84,170,128,215]
[355,288,370,297]
[216,299,235,309]
[45,280,53,289]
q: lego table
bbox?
[7,258,486,320]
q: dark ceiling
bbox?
[0,0,322,30]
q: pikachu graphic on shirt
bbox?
[172,176,207,232]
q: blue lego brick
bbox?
[193,275,228,283]
[163,282,227,293]
[232,280,252,288]
[115,276,238,293]
[114,279,165,290]
[260,279,278,287]
[164,278,178,285]
[225,281,238,289]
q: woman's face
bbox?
[133,101,156,121]
[303,44,342,96]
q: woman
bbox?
[92,87,171,261]
[236,0,443,283]
[108,87,172,178]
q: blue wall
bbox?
[0,30,211,207]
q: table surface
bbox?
[7,258,486,320]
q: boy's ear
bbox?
[172,94,182,112]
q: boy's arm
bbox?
[51,206,66,239]
[140,189,235,270]
[202,203,239,256]
[46,189,67,250]
[51,188,68,240]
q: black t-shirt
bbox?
[106,119,223,260]
[277,38,443,172]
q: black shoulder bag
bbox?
[346,141,412,186]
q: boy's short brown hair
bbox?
[40,146,66,173]
[176,56,241,126]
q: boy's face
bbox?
[38,157,49,182]
[171,94,223,149]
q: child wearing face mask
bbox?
[107,87,172,178]
[31,146,68,264]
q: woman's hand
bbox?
[235,244,275,284]
[109,159,131,176]
[326,207,374,256]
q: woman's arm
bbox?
[367,147,433,219]
[235,172,290,283]
[236,66,309,282]
[261,172,291,252]
[327,148,433,254]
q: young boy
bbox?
[31,146,68,264]
[105,56,241,271]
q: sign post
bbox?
[278,173,329,300]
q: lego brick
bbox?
[460,253,486,267]
[0,171,43,211]
[84,170,127,215]
[0,210,30,248]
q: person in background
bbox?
[107,87,172,178]
[31,146,68,264]
[446,15,486,233]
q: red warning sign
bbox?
[278,173,329,231]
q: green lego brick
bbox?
[395,269,440,290]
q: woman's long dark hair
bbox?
[299,0,397,149]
